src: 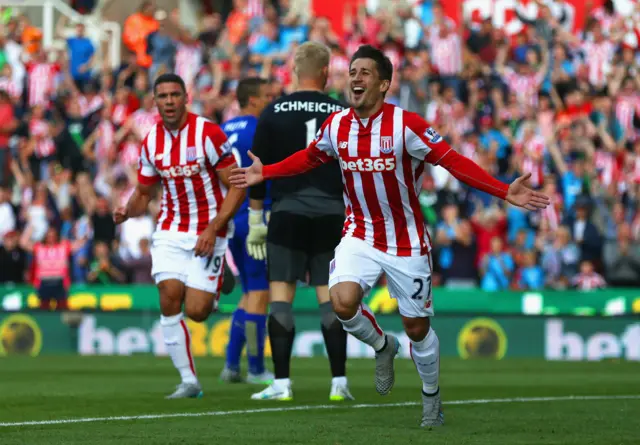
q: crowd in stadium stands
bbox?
[0,0,639,294]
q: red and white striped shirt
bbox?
[137,112,236,239]
[111,103,130,127]
[29,119,56,158]
[310,105,439,256]
[120,140,140,167]
[244,0,264,18]
[615,94,640,138]
[96,120,116,161]
[330,54,350,75]
[176,43,203,91]
[592,8,620,35]
[451,112,474,137]
[518,135,546,188]
[0,76,22,101]
[261,105,509,257]
[571,272,607,290]
[32,241,72,288]
[78,94,104,117]
[581,40,614,87]
[541,195,562,231]
[428,33,462,75]
[269,104,508,257]
[502,68,544,107]
[594,150,620,186]
[131,108,160,141]
[26,62,60,107]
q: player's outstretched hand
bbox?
[506,173,551,211]
[195,225,216,257]
[113,206,128,225]
[229,151,264,188]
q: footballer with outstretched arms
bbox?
[113,73,245,399]
[230,45,550,426]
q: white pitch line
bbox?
[1,395,639,428]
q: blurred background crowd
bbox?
[0,0,639,293]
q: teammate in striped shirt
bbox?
[113,73,246,399]
[231,45,550,427]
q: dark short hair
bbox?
[236,77,268,108]
[153,73,186,95]
[350,45,393,83]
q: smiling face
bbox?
[154,82,187,129]
[348,57,389,117]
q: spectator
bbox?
[514,1,566,45]
[0,184,16,240]
[87,241,126,284]
[466,18,498,66]
[121,238,153,284]
[90,196,116,246]
[198,13,223,51]
[0,63,23,107]
[517,250,545,290]
[425,16,463,96]
[564,197,603,266]
[20,16,43,56]
[0,231,26,283]
[480,236,514,291]
[0,90,17,184]
[146,13,177,82]
[225,0,251,47]
[444,220,478,289]
[511,228,532,269]
[20,226,85,309]
[56,17,95,88]
[540,225,580,288]
[122,0,158,69]
[572,260,607,290]
[470,205,507,267]
[603,224,640,287]
[434,202,459,279]
[118,213,154,260]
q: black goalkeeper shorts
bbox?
[266,211,343,286]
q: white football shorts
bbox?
[151,233,228,295]
[329,236,434,318]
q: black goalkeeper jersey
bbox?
[248,90,346,215]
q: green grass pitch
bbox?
[1,356,639,445]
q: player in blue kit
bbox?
[220,77,275,384]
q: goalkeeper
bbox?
[245,42,352,401]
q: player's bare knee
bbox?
[402,316,430,342]
[158,281,184,316]
[247,290,269,314]
[185,300,213,322]
[330,283,361,320]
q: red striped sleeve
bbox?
[262,145,333,179]
[437,150,509,200]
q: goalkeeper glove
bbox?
[246,209,268,260]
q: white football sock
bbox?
[274,378,291,388]
[161,313,198,385]
[338,303,386,352]
[410,327,440,394]
[332,376,348,386]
